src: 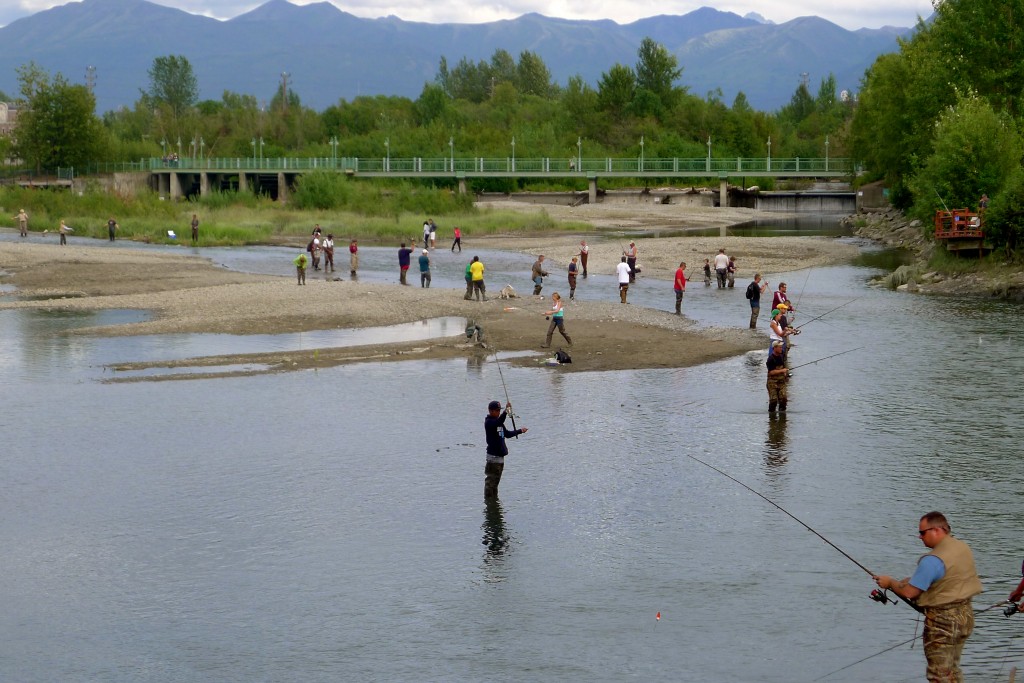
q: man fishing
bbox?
[766,341,789,412]
[484,400,527,499]
[873,512,982,683]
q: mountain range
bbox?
[0,0,916,114]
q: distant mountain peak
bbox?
[0,0,913,113]
[744,12,773,25]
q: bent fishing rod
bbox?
[681,451,923,614]
[492,352,519,438]
[788,347,864,372]
[794,297,860,330]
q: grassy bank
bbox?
[0,183,591,246]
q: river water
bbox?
[1,225,1023,682]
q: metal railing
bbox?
[82,156,855,177]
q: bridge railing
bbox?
[93,156,854,175]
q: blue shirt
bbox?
[419,254,430,272]
[398,248,412,267]
[909,554,946,592]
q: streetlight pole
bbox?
[251,137,256,165]
[577,137,581,172]
[706,136,711,172]
[160,138,167,157]
[449,136,454,172]
[511,136,515,173]
[825,135,830,172]
[385,137,389,172]
[640,135,644,172]
[767,136,771,172]
[176,136,181,159]
[200,137,205,162]
[329,135,338,167]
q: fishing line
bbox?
[492,351,519,437]
[681,452,924,614]
[814,634,920,681]
[793,266,813,319]
[788,346,864,372]
[794,297,860,330]
[682,451,875,575]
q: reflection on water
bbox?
[481,499,511,574]
[763,413,789,470]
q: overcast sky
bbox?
[3,0,934,31]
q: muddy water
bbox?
[1,236,1023,682]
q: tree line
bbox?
[850,0,1024,251]
[4,37,851,187]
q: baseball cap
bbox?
[488,400,502,411]
[422,249,429,254]
[777,303,788,310]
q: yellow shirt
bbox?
[470,261,484,281]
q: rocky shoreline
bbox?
[843,209,1024,299]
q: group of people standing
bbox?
[305,226,336,272]
[293,227,359,285]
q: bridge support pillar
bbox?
[719,178,728,208]
[458,178,467,195]
[277,172,288,203]
[169,172,182,201]
[158,173,170,199]
[200,172,210,197]
[238,172,247,193]
[588,176,597,205]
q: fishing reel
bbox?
[869,588,896,605]
[1005,602,1021,617]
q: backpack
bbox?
[745,282,757,300]
[306,239,314,253]
[554,349,572,364]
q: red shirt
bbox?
[674,268,686,291]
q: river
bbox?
[1,224,1022,682]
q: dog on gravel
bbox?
[498,284,518,299]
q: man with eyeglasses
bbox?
[872,512,982,682]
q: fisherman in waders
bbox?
[873,512,982,683]
[484,401,527,499]
[531,255,549,297]
[766,341,788,412]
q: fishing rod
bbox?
[793,267,813,321]
[681,452,924,614]
[934,187,952,214]
[794,297,860,330]
[788,346,864,372]
[814,634,920,681]
[492,352,519,438]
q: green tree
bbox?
[144,55,199,119]
[516,51,553,97]
[985,168,1024,252]
[15,62,102,172]
[634,38,683,112]
[597,64,636,119]
[908,94,1022,225]
[414,83,450,126]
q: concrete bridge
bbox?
[127,155,854,205]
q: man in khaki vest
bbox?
[873,512,982,682]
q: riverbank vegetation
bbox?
[0,183,582,245]
[851,0,1024,254]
